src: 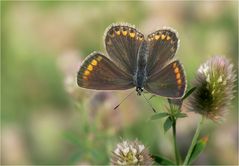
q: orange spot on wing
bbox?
[178,85,182,90]
[97,56,102,61]
[154,35,160,40]
[177,79,182,85]
[122,30,127,36]
[129,31,136,38]
[83,76,88,80]
[87,64,93,71]
[176,73,181,79]
[91,59,98,66]
[174,67,179,74]
[173,62,177,68]
[161,34,166,40]
[115,30,120,35]
[179,86,182,89]
[84,70,90,76]
[166,36,171,40]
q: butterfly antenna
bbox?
[142,93,156,112]
[114,90,135,110]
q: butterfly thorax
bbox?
[134,40,148,95]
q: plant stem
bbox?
[172,119,181,165]
[183,116,205,165]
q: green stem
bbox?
[183,116,205,165]
[172,119,181,165]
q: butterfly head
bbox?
[136,87,144,96]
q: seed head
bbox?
[187,56,236,121]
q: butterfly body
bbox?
[77,23,186,99]
[134,40,148,95]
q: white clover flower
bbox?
[111,140,153,165]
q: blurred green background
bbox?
[1,1,238,165]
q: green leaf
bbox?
[163,117,173,133]
[176,112,188,118]
[64,132,82,146]
[149,94,156,100]
[150,112,169,120]
[182,87,197,100]
[152,154,175,165]
[188,136,208,164]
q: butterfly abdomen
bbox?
[135,40,148,89]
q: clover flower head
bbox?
[187,56,236,121]
[111,140,153,165]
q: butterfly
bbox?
[77,23,186,98]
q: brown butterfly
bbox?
[77,23,186,98]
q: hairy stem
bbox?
[172,119,181,165]
[183,116,205,165]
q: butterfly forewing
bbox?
[146,29,179,76]
[77,52,134,90]
[145,60,186,98]
[104,23,144,75]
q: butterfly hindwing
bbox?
[104,23,144,75]
[145,60,186,98]
[146,29,179,76]
[77,52,134,90]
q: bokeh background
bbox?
[1,1,238,165]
